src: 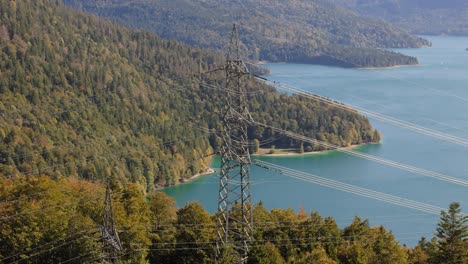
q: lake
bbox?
[165,36,468,246]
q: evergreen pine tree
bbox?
[433,202,468,264]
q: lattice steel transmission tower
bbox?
[100,182,122,263]
[216,24,253,263]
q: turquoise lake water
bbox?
[165,36,468,246]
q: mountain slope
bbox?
[0,0,379,189]
[330,0,468,35]
[63,0,429,68]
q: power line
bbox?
[81,249,134,264]
[316,50,468,103]
[0,192,104,222]
[235,22,468,103]
[58,249,102,264]
[7,233,98,264]
[2,14,461,263]
[7,217,430,261]
[2,132,210,178]
[0,127,214,208]
[251,67,468,136]
[176,81,468,187]
[215,24,254,263]
[0,136,210,208]
[0,179,154,222]
[199,80,265,96]
[129,234,423,252]
[0,228,98,263]
[129,231,428,248]
[0,135,216,220]
[116,221,435,234]
[257,77,468,147]
[420,117,468,134]
[0,115,208,164]
[0,184,94,204]
[0,76,219,171]
[254,159,467,216]
[254,121,468,187]
[115,212,436,230]
[0,77,220,164]
[0,74,202,120]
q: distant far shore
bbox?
[360,63,421,70]
[252,144,370,157]
[255,61,420,70]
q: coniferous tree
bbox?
[63,0,430,68]
[432,202,468,264]
[0,0,380,187]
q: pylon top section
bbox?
[226,24,249,80]
[227,23,241,61]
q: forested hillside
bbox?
[63,0,429,68]
[331,0,468,35]
[1,177,467,263]
[0,0,379,190]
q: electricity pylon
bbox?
[100,182,122,263]
[216,24,253,263]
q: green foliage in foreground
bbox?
[63,0,428,68]
[0,0,379,189]
[0,176,466,264]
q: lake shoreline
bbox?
[164,36,468,247]
[256,61,420,70]
[180,168,215,183]
[160,143,369,187]
[359,63,421,70]
[252,143,372,157]
[156,168,215,190]
[159,143,370,188]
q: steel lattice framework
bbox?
[215,24,253,263]
[100,183,122,263]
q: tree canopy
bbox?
[0,0,380,189]
[1,176,466,263]
[63,0,430,68]
[433,202,468,263]
[331,0,468,36]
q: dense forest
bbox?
[0,1,466,264]
[0,0,380,190]
[0,176,466,263]
[63,0,429,68]
[330,0,468,35]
